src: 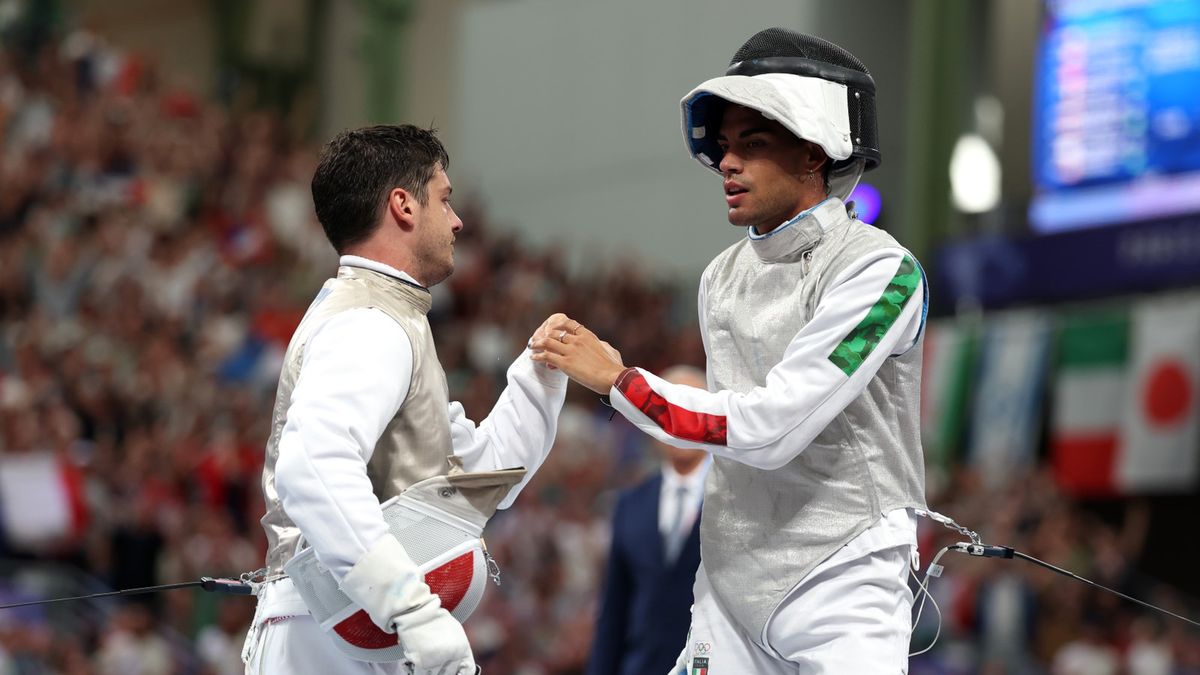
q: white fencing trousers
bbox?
[243,616,408,675]
[681,544,915,674]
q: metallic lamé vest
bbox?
[260,265,454,576]
[699,198,927,642]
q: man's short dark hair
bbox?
[311,125,450,253]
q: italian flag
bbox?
[1117,296,1200,493]
[1050,311,1129,497]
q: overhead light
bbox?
[950,133,1002,214]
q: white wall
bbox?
[451,0,819,279]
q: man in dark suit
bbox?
[587,366,709,675]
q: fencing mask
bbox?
[682,27,880,201]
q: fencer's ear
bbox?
[387,187,417,232]
[802,141,829,174]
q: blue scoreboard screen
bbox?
[1031,0,1200,233]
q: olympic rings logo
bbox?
[693,642,712,654]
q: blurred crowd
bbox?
[911,467,1200,675]
[0,20,699,675]
[1,16,1198,675]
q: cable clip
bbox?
[200,577,256,595]
[951,542,1015,559]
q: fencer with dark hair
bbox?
[533,28,929,674]
[245,124,573,675]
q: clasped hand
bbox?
[527,313,625,394]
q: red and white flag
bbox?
[1117,295,1200,493]
[0,452,87,550]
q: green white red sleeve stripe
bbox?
[608,248,926,470]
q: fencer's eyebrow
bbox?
[717,127,772,141]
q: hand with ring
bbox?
[529,324,625,394]
[529,314,583,368]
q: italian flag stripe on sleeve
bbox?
[829,255,920,376]
[615,368,728,445]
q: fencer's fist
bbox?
[529,324,626,394]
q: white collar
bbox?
[747,197,845,263]
[339,255,422,287]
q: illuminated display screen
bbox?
[1030,0,1200,233]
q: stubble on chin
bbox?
[726,207,754,229]
[423,264,452,288]
[424,253,455,287]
